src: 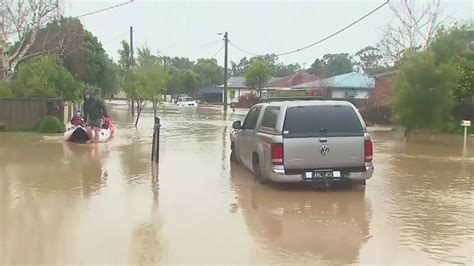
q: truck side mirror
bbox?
[232,121,242,129]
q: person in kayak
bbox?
[83,90,108,143]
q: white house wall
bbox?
[331,89,369,99]
[223,88,257,103]
[331,89,345,99]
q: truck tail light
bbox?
[364,139,373,162]
[271,143,284,165]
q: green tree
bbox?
[167,57,194,70]
[245,59,272,97]
[131,47,170,125]
[323,53,354,76]
[137,46,159,67]
[354,46,386,74]
[230,57,250,76]
[99,58,120,99]
[192,58,224,87]
[308,58,327,76]
[429,26,473,102]
[393,50,460,135]
[182,70,199,97]
[11,55,83,101]
[165,67,185,99]
[250,54,278,72]
[117,40,134,104]
[117,40,131,72]
[308,53,354,77]
[274,63,301,77]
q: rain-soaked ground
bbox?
[1,102,473,265]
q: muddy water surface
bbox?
[0,103,472,265]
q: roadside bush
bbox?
[36,116,65,133]
[236,93,259,108]
[443,120,474,134]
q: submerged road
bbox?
[0,102,473,264]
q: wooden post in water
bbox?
[152,117,161,163]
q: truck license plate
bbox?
[313,171,341,179]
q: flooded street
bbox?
[0,103,473,265]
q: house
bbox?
[218,76,280,103]
[264,73,319,98]
[291,72,375,99]
[372,70,397,108]
[269,73,318,88]
[216,73,319,103]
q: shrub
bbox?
[237,93,259,108]
[36,116,65,133]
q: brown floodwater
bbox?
[0,102,473,265]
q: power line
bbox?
[211,44,225,58]
[101,30,129,45]
[228,41,260,56]
[4,0,135,36]
[76,0,135,19]
[199,40,223,48]
[229,0,389,57]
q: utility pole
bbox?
[130,26,135,116]
[223,32,228,111]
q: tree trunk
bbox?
[134,100,142,127]
[152,101,157,117]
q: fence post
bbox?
[151,117,161,163]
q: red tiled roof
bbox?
[269,73,318,87]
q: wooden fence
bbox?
[0,98,64,130]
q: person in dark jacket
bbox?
[83,90,108,143]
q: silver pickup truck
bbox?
[230,100,374,185]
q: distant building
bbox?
[372,70,397,108]
[268,73,318,89]
[291,72,375,99]
[198,86,222,103]
[218,76,281,103]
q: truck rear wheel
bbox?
[253,157,267,185]
[230,149,237,163]
[230,143,239,164]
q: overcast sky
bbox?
[65,0,473,67]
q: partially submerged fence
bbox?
[0,98,64,130]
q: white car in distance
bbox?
[177,97,197,107]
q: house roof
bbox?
[269,73,317,87]
[218,76,280,89]
[291,72,375,89]
[372,70,398,78]
[199,86,221,94]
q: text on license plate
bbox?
[305,171,341,179]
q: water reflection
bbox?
[230,163,372,264]
[63,143,109,197]
[0,133,108,196]
[119,141,151,184]
[130,165,163,265]
[375,133,474,264]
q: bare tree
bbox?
[0,0,63,80]
[378,0,446,63]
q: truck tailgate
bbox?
[282,104,366,170]
[283,136,365,169]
